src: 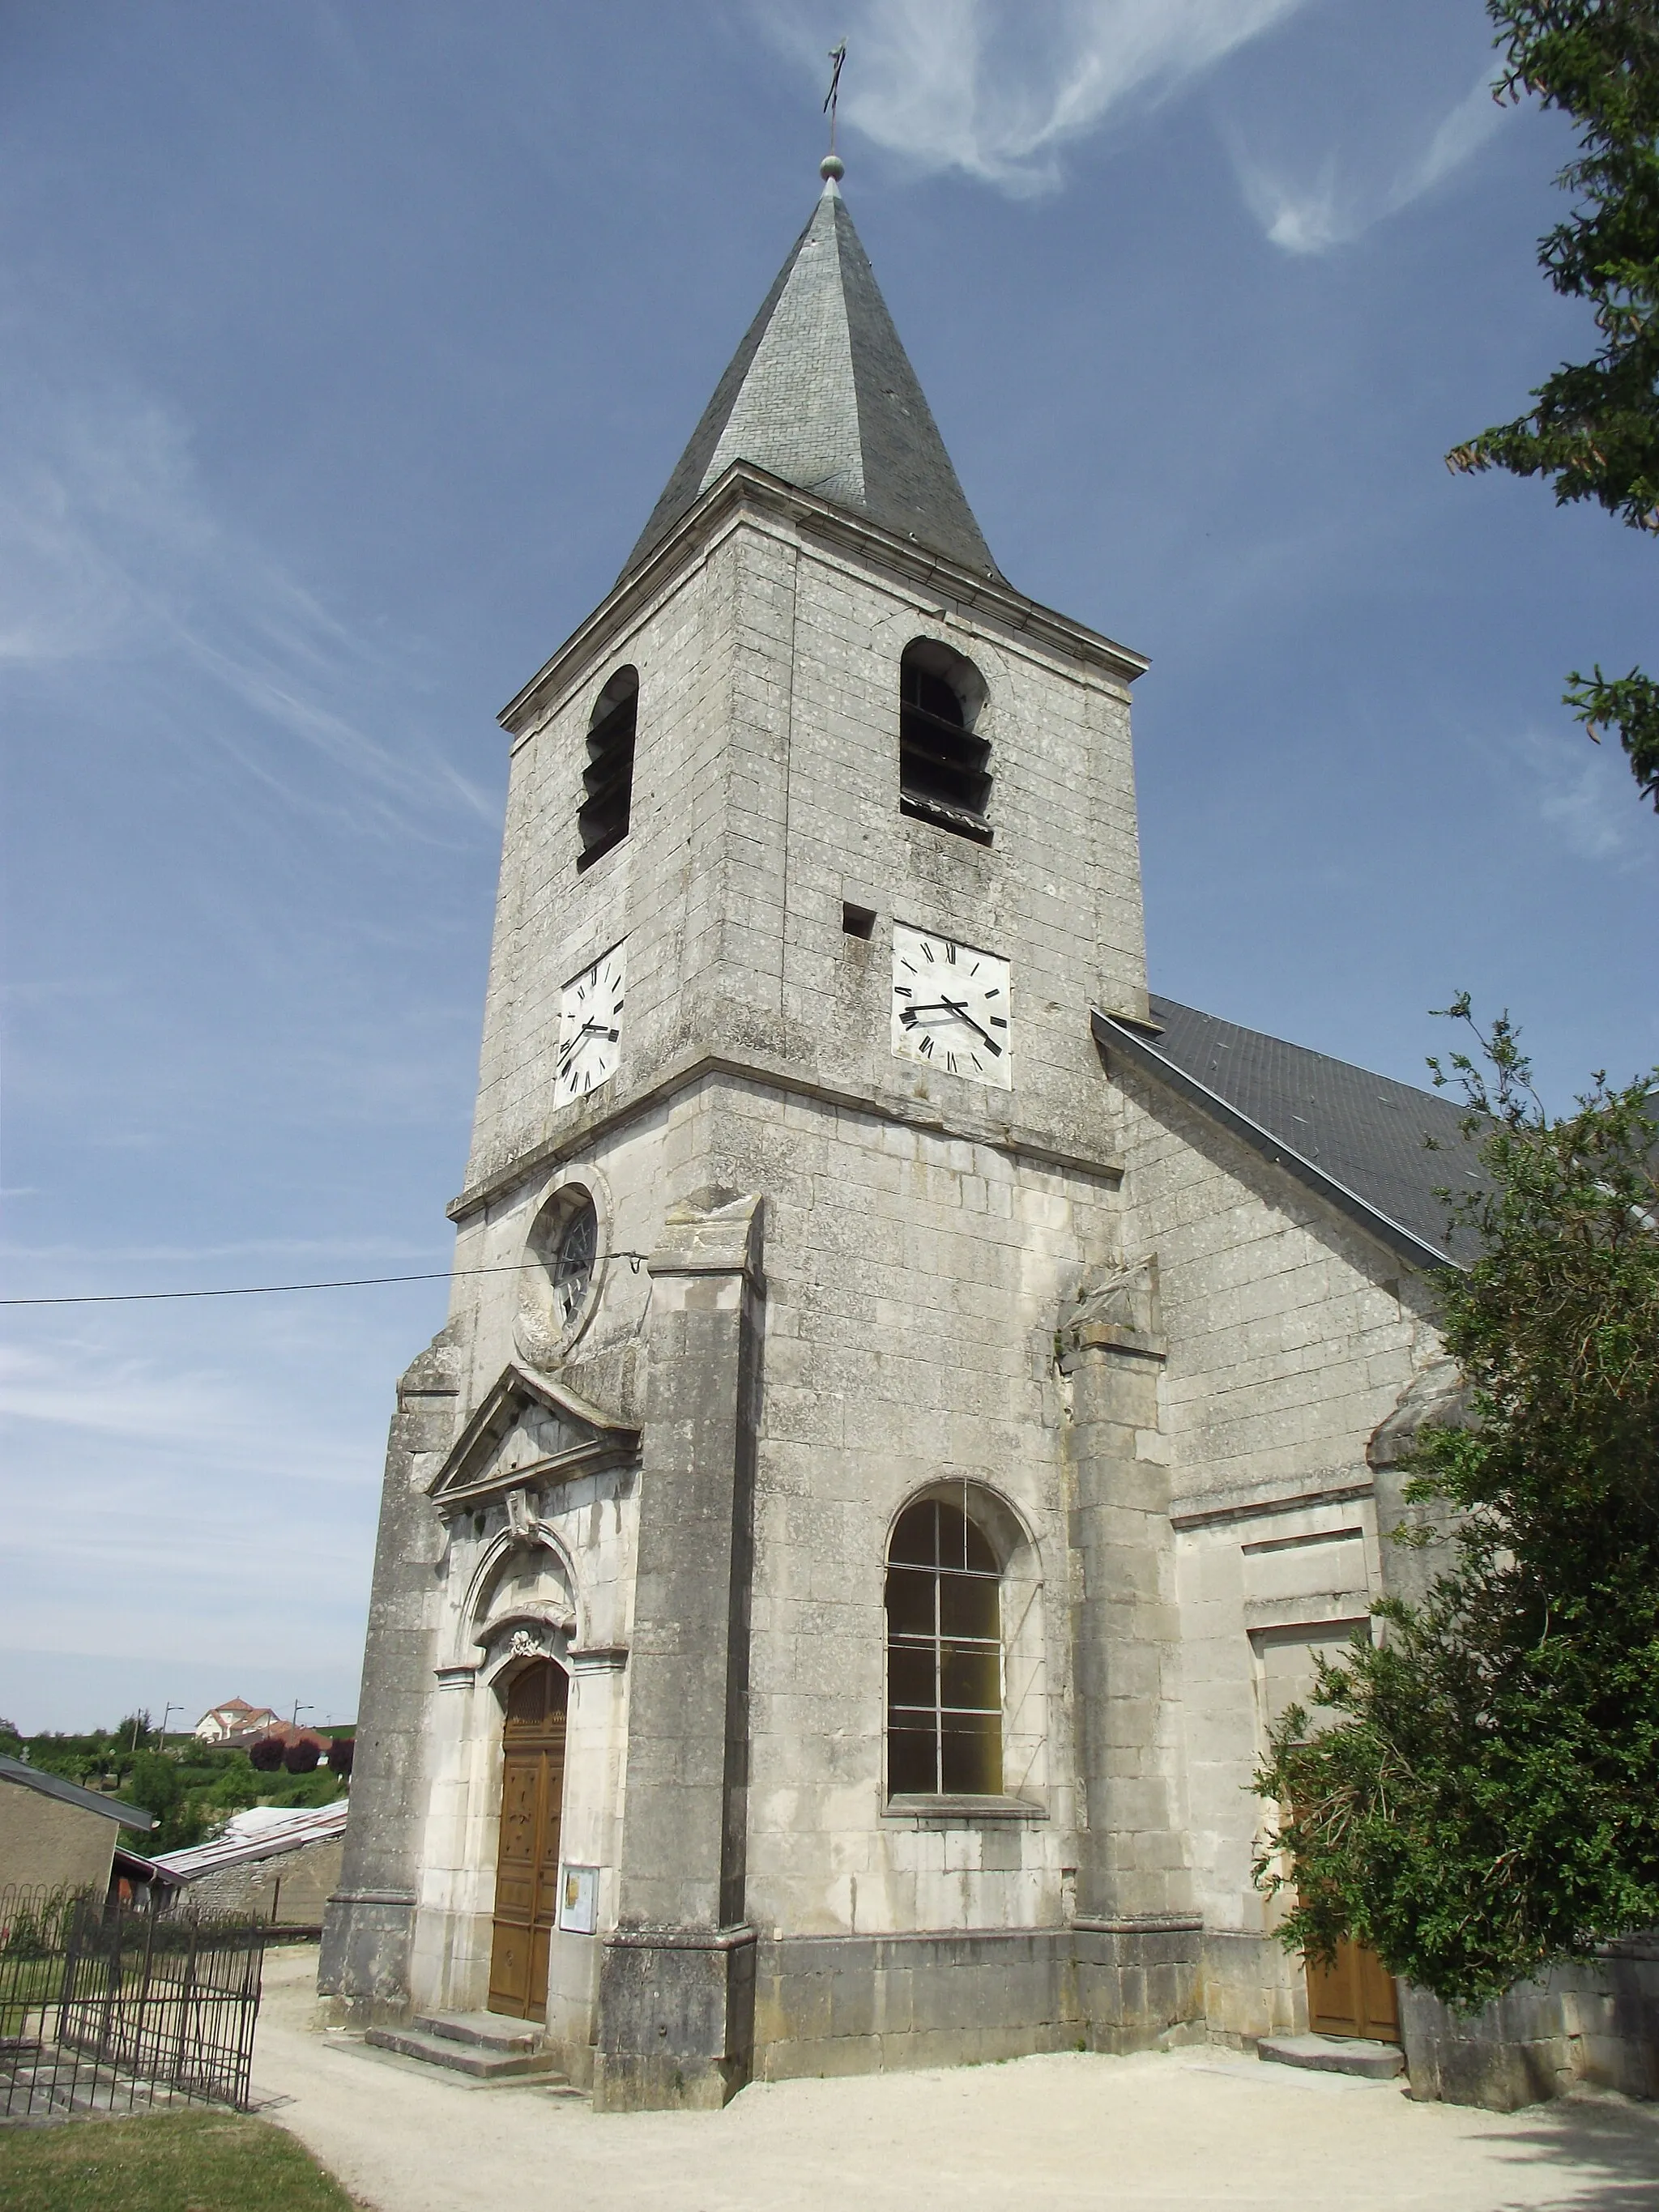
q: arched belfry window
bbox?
[577,667,638,872]
[899,640,992,846]
[885,1496,1003,1796]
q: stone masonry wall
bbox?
[458,499,1149,1225]
[176,1838,343,1925]
[410,501,1162,2074]
[1111,1056,1446,2037]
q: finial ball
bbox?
[820,152,845,182]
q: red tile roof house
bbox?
[193,1698,282,1746]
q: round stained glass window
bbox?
[552,1198,598,1324]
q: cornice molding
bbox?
[498,462,1148,744]
[450,1046,1123,1223]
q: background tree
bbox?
[125,1748,207,1853]
[1448,0,1659,809]
[248,1734,286,1773]
[1255,1003,1659,2009]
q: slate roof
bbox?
[1094,995,1486,1268]
[621,180,1000,585]
[0,1754,153,1831]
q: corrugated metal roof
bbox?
[0,1754,152,1831]
[152,1797,348,1881]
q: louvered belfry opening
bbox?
[898,641,992,844]
[576,667,638,872]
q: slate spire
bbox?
[621,173,1000,582]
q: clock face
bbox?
[555,943,625,1105]
[890,923,1012,1089]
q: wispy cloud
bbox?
[0,1340,350,1469]
[1520,725,1647,865]
[1230,70,1508,254]
[761,0,1311,195]
[0,347,494,839]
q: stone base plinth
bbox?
[591,1925,757,2112]
[317,1891,416,2028]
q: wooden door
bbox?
[487,1660,568,2019]
[1307,1936,1400,2043]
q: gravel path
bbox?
[252,1948,1657,2212]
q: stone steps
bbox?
[1257,2032,1405,2081]
[364,2011,569,2083]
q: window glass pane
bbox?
[886,1643,936,1708]
[939,1572,999,1641]
[889,1502,938,1566]
[936,1502,970,1570]
[885,1495,1004,1802]
[941,1712,1002,1795]
[885,1568,936,1638]
[888,1727,937,1796]
[940,1642,1000,1713]
[963,1517,998,1575]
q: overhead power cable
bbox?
[0,1255,650,1308]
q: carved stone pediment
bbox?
[426,1362,640,1515]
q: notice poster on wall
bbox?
[558,1864,599,1935]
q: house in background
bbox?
[0,1754,152,1895]
[153,1801,349,1929]
[194,1698,282,1746]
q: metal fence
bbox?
[0,1884,267,2121]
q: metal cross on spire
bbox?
[821,38,847,181]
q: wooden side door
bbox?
[487,1660,568,2020]
[1307,1936,1400,2043]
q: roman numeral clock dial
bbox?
[555,943,625,1106]
[890,923,1012,1089]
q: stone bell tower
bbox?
[321,157,1194,2108]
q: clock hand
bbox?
[559,1020,618,1066]
[939,996,1000,1050]
[903,997,1002,1054]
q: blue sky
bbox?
[2,2,1653,1733]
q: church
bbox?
[318,159,1653,2112]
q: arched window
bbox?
[577,667,638,872]
[898,640,991,846]
[885,1496,1002,1796]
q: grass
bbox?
[0,2110,359,2211]
[1,1956,63,2038]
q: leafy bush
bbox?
[248,1735,286,1773]
[282,1738,320,1775]
[257,1768,346,1811]
[325,1737,353,1778]
[204,1758,262,1811]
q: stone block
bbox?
[592,1928,757,2112]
